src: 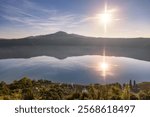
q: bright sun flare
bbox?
[99,61,109,77]
[98,49,110,78]
[100,13,112,24]
[98,3,114,33]
[100,62,109,70]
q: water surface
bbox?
[0,55,150,84]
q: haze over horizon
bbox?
[0,0,150,38]
[0,31,150,40]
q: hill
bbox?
[0,31,150,61]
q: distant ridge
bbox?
[0,31,150,61]
[0,31,149,46]
[0,31,149,40]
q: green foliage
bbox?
[0,81,10,95]
[0,78,150,100]
[130,93,139,100]
[22,88,34,100]
[67,91,81,100]
[9,77,32,90]
[121,85,130,100]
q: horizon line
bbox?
[0,31,150,39]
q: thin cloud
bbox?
[0,0,93,38]
[1,1,91,30]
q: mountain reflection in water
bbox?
[0,55,150,84]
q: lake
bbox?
[0,55,150,84]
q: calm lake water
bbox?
[0,55,150,84]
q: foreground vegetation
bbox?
[0,77,150,100]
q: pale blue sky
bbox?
[0,0,150,38]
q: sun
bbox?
[100,13,112,24]
[97,3,114,33]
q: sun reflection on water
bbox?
[100,61,109,77]
[97,49,110,81]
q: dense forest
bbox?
[0,77,150,100]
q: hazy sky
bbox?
[0,0,150,38]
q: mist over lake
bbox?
[0,55,150,84]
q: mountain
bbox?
[0,31,97,46]
[0,31,150,47]
[0,31,150,60]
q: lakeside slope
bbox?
[0,31,150,61]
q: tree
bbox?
[122,85,130,100]
[88,85,98,99]
[133,80,136,87]
[130,93,138,100]
[129,80,132,89]
[67,91,81,100]
[0,81,10,95]
[18,77,33,88]
[22,88,34,100]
